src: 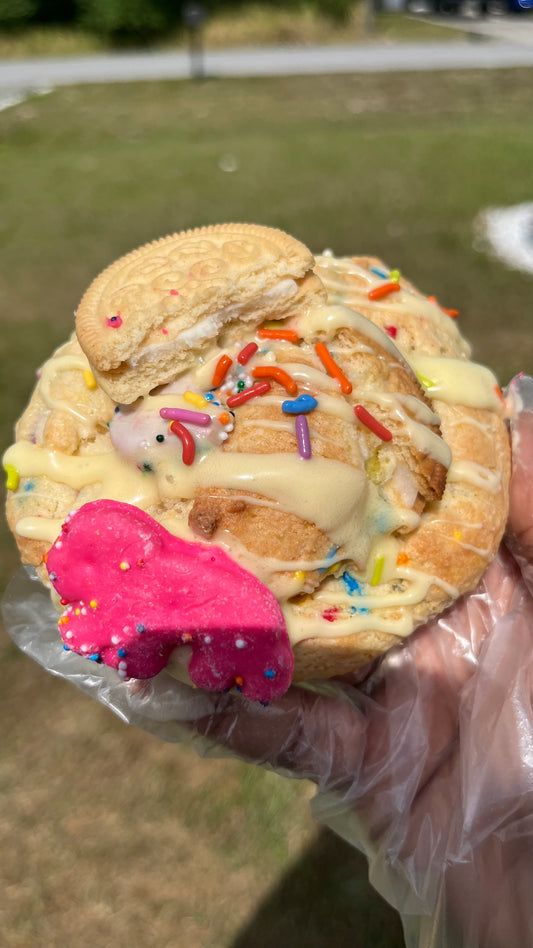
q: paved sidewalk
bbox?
[1,35,533,102]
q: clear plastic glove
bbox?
[3,375,533,948]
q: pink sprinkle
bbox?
[385,325,397,338]
[295,414,311,459]
[169,289,179,296]
[161,327,168,335]
[106,313,122,328]
[160,407,211,426]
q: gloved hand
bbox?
[130,374,533,948]
[4,376,533,948]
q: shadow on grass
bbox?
[230,826,405,948]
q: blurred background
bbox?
[1,2,532,946]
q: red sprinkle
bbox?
[385,325,398,339]
[368,283,401,301]
[315,342,352,394]
[169,289,179,296]
[237,342,259,365]
[169,420,196,465]
[322,607,339,622]
[212,354,233,388]
[106,313,122,328]
[227,381,271,408]
[354,405,393,442]
[257,329,300,343]
[252,366,297,395]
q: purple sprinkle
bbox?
[295,414,311,460]
[159,407,211,426]
[49,572,57,581]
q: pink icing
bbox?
[46,500,293,702]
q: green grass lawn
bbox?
[1,68,533,948]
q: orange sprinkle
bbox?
[368,282,401,301]
[495,384,505,406]
[212,354,233,388]
[427,296,459,319]
[235,676,244,687]
[252,365,297,395]
[42,552,48,564]
[219,411,230,425]
[314,342,352,394]
[182,633,192,642]
[257,328,300,343]
[396,552,409,566]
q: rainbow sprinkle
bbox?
[83,369,97,390]
[237,342,258,365]
[226,380,271,408]
[295,414,311,459]
[184,391,208,409]
[257,328,300,343]
[314,342,352,394]
[4,463,19,491]
[160,407,211,426]
[370,555,385,586]
[252,365,297,395]
[353,405,392,442]
[212,354,233,388]
[169,420,195,465]
[368,283,401,301]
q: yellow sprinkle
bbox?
[184,390,208,408]
[416,372,435,390]
[75,608,81,615]
[90,599,98,609]
[453,529,463,541]
[4,463,19,491]
[83,369,97,390]
[370,555,385,587]
[293,570,306,582]
[389,269,401,283]
[120,561,130,571]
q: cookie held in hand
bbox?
[4,225,511,698]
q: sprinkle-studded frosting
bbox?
[3,234,511,697]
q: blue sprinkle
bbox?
[351,605,370,615]
[63,644,70,651]
[24,480,35,492]
[342,571,362,596]
[370,266,388,279]
[205,393,214,401]
[117,648,127,657]
[264,669,276,679]
[212,401,220,406]
[136,623,145,634]
[114,406,121,413]
[282,394,318,415]
[89,653,100,661]
[49,572,57,581]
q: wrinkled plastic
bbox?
[3,374,533,948]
